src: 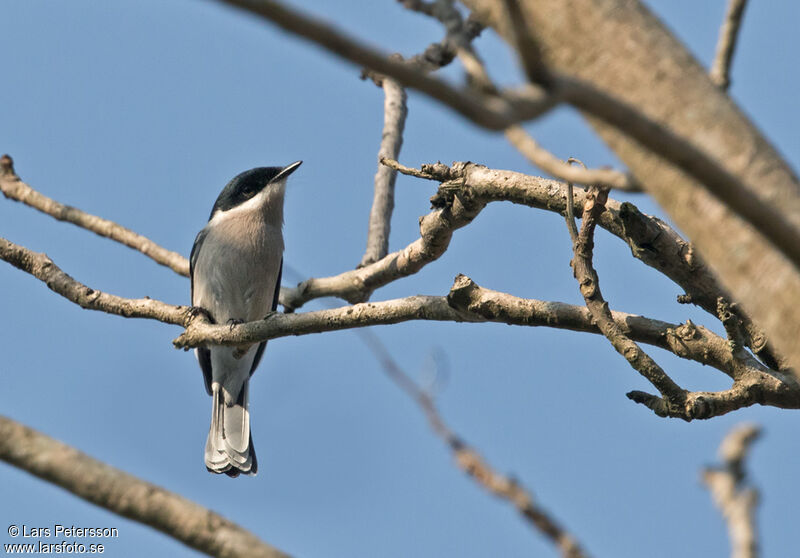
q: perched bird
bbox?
[190,161,302,477]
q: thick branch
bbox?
[0,415,290,558]
[0,155,189,277]
[447,275,771,383]
[710,0,749,90]
[702,423,760,558]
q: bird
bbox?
[190,161,302,477]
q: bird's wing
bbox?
[189,227,209,301]
[190,227,215,394]
[249,258,282,377]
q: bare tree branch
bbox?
[449,275,763,384]
[0,236,192,326]
[3,150,783,371]
[702,423,761,558]
[384,159,783,367]
[359,2,489,268]
[461,0,800,373]
[6,233,797,418]
[280,168,487,309]
[214,0,800,285]
[0,415,290,558]
[356,327,590,558]
[566,184,694,417]
[710,0,749,90]
[560,186,796,419]
[360,77,407,267]
[0,155,189,277]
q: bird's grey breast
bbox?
[192,209,283,323]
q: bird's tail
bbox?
[205,381,257,477]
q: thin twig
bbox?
[0,415,290,558]
[0,155,189,276]
[702,423,761,558]
[356,327,590,558]
[710,0,749,90]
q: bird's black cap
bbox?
[210,161,302,217]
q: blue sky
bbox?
[1,1,798,557]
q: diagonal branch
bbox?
[357,328,589,558]
[566,184,691,417]
[702,423,761,558]
[0,236,191,326]
[280,168,487,309]
[710,0,750,90]
[0,415,290,558]
[0,155,189,277]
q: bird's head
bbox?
[209,161,302,222]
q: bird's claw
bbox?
[227,318,244,331]
[188,306,213,322]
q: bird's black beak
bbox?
[272,160,303,183]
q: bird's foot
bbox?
[188,306,213,323]
[227,318,244,331]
